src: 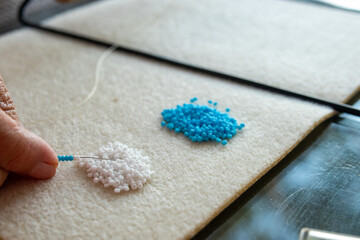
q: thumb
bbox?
[0,110,58,179]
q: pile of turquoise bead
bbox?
[161,98,245,145]
[58,155,74,161]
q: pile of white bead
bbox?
[76,142,153,193]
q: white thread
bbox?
[66,45,117,113]
[30,45,117,125]
[30,0,175,125]
[64,0,175,113]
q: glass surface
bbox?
[203,105,360,240]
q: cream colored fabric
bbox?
[46,0,360,103]
[0,0,359,239]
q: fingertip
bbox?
[29,162,57,179]
[0,111,58,179]
[40,141,58,168]
[28,138,58,179]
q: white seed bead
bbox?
[78,141,153,194]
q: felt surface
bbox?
[46,0,360,103]
[0,0,359,239]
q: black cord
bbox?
[18,0,360,117]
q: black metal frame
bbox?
[18,0,360,117]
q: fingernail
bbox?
[29,162,57,179]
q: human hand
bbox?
[0,76,58,187]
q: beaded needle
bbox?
[56,141,153,194]
[57,155,101,161]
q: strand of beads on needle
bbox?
[161,98,245,145]
[58,142,153,193]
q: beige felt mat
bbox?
[0,0,359,239]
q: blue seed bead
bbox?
[190,97,198,103]
[69,155,74,161]
[161,99,244,145]
[222,140,228,145]
[214,102,218,106]
[226,108,230,112]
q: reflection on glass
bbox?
[208,122,360,240]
